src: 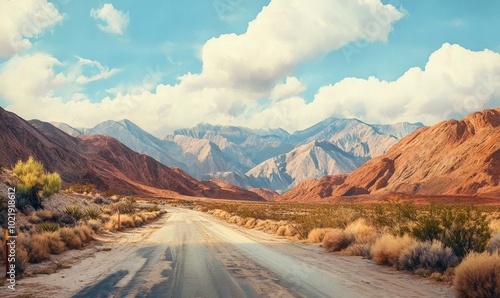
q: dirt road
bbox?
[8,207,454,297]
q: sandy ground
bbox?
[3,207,454,298]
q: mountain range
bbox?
[2,107,498,202]
[0,107,264,201]
[54,118,423,192]
[282,108,500,202]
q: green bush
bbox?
[64,205,83,221]
[441,207,491,258]
[113,200,136,214]
[13,156,62,210]
[37,222,60,233]
[84,206,101,219]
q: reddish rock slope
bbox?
[0,108,264,200]
[282,109,500,201]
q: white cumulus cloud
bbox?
[253,43,500,131]
[0,0,63,57]
[90,3,129,35]
[270,77,307,100]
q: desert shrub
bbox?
[228,215,240,224]
[74,225,93,243]
[371,201,417,235]
[13,156,61,210]
[398,240,459,274]
[15,244,29,275]
[84,206,101,219]
[341,243,372,257]
[285,225,297,237]
[28,234,51,263]
[146,204,160,212]
[245,218,256,228]
[68,182,95,194]
[53,211,76,226]
[454,252,500,298]
[118,214,135,228]
[133,215,144,226]
[276,225,287,236]
[490,219,500,235]
[345,218,377,245]
[45,231,65,254]
[490,233,500,254]
[441,206,491,258]
[371,234,415,266]
[37,222,60,233]
[64,205,83,221]
[308,228,334,243]
[28,213,42,224]
[323,229,355,252]
[411,209,443,242]
[104,217,117,231]
[113,200,137,215]
[93,196,105,205]
[36,209,55,221]
[87,219,101,232]
[238,217,248,226]
[59,227,82,249]
[102,190,115,198]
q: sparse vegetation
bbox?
[322,228,355,252]
[397,240,459,274]
[13,156,62,210]
[454,252,500,298]
[83,206,101,219]
[37,222,60,233]
[68,182,96,194]
[190,199,500,289]
[64,205,83,221]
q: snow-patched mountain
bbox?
[53,118,423,192]
[246,141,369,192]
[172,124,294,165]
[282,108,500,201]
[288,118,423,158]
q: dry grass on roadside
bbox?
[59,227,83,249]
[371,234,415,266]
[322,228,355,252]
[307,228,335,243]
[454,252,500,298]
[28,234,51,263]
[397,240,459,274]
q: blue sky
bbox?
[0,0,499,135]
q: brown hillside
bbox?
[282,109,500,202]
[0,107,264,201]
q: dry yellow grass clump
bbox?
[307,228,335,243]
[28,234,51,263]
[276,225,287,236]
[322,228,355,252]
[59,227,83,249]
[454,252,500,298]
[345,219,377,245]
[371,234,415,266]
[45,231,65,254]
[245,218,256,228]
[490,219,500,235]
[119,214,136,228]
